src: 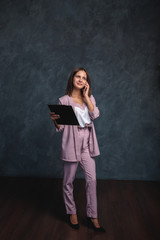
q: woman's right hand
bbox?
[49,112,60,121]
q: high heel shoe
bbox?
[68,215,79,230]
[87,217,106,232]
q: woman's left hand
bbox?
[82,83,94,112]
[83,82,89,100]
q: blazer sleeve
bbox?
[55,98,65,133]
[88,95,100,121]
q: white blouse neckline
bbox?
[71,96,85,109]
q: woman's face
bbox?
[73,70,87,90]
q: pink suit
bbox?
[56,94,100,218]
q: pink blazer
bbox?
[56,94,100,162]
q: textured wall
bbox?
[0,0,160,180]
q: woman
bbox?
[50,67,105,232]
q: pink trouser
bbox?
[62,127,98,218]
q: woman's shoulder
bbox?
[59,94,96,104]
[59,95,70,104]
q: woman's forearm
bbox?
[85,96,94,112]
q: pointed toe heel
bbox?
[68,215,79,230]
[87,217,106,232]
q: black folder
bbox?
[48,104,79,125]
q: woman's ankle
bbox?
[90,218,100,228]
[70,214,78,224]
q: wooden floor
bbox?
[0,177,159,240]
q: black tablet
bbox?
[48,104,79,125]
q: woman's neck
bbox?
[71,88,82,98]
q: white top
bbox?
[74,106,91,128]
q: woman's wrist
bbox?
[53,120,60,129]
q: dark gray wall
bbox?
[0,0,160,180]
